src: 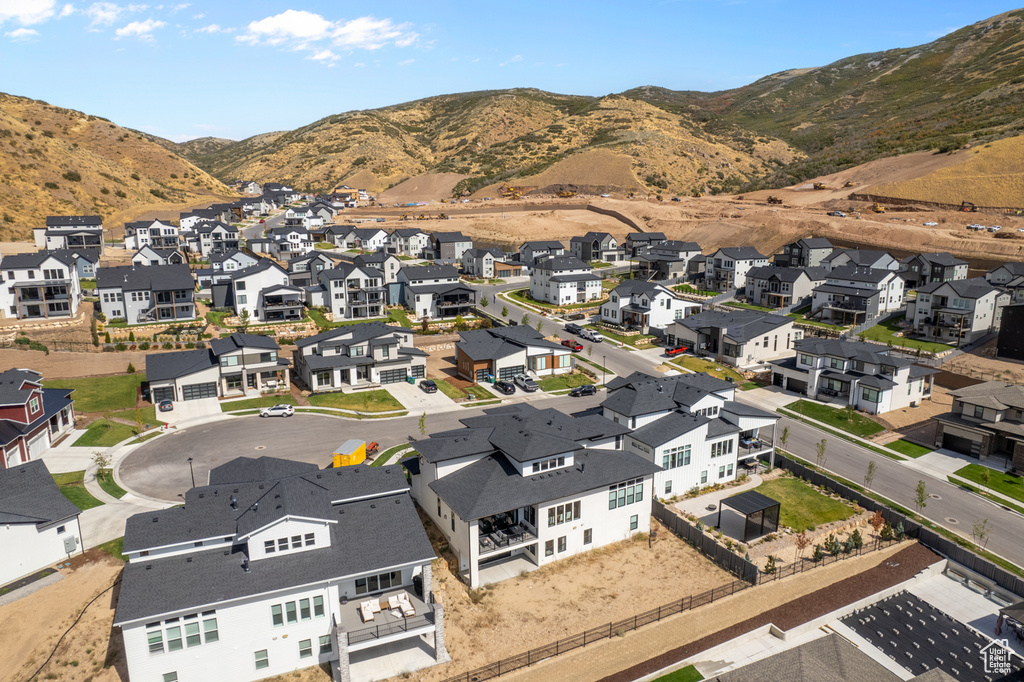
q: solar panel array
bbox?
[840,591,1024,682]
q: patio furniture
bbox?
[359,601,377,623]
[396,592,416,617]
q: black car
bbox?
[493,380,516,395]
[569,384,597,397]
[420,379,438,393]
[564,323,583,335]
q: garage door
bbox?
[773,372,784,387]
[476,368,490,382]
[27,431,48,459]
[152,386,175,403]
[942,432,977,457]
[182,382,218,401]
[410,365,425,378]
[786,378,807,394]
[499,365,525,381]
[379,368,407,384]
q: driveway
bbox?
[159,396,221,425]
[384,380,455,412]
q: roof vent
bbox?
[230,495,237,510]
[581,463,585,474]
[395,499,401,504]
[252,502,259,512]
[152,517,159,523]
[145,565,152,570]
[233,488,239,493]
[198,493,205,499]
[242,559,250,574]
[316,474,322,479]
[186,557,193,563]
[370,503,376,509]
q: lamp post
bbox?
[602,355,606,387]
[187,457,195,489]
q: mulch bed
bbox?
[598,542,940,682]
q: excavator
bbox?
[960,201,979,213]
[557,190,577,198]
[766,196,783,205]
[843,181,855,188]
[400,213,411,221]
[871,203,886,214]
[499,183,522,200]
[813,182,828,190]
[692,189,704,198]
[656,194,664,201]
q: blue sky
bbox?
[0,1,1019,142]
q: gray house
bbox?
[293,321,426,392]
[96,264,196,325]
[431,232,473,262]
[570,232,624,263]
[899,253,969,290]
[635,241,702,280]
[774,238,833,268]
[518,240,565,266]
[745,266,827,309]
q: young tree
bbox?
[815,438,828,469]
[92,451,112,480]
[536,319,544,335]
[870,510,885,534]
[914,479,928,514]
[419,412,427,436]
[864,460,877,491]
[850,529,863,549]
[972,518,992,548]
[587,344,593,359]
[238,308,251,333]
[521,313,530,327]
[480,295,489,308]
[501,305,508,318]
[981,467,991,487]
[135,407,144,435]
[127,362,136,374]
[795,531,811,561]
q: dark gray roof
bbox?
[96,264,194,291]
[0,368,42,406]
[534,255,590,272]
[902,252,967,267]
[465,247,505,259]
[0,250,76,269]
[209,457,318,485]
[747,265,827,283]
[46,215,101,227]
[521,240,564,249]
[610,280,671,298]
[432,231,470,243]
[948,381,1024,410]
[401,264,459,280]
[794,237,834,249]
[720,400,779,420]
[673,309,792,343]
[295,321,407,349]
[429,448,659,521]
[602,372,734,417]
[916,277,998,299]
[53,248,100,264]
[406,282,475,296]
[713,246,766,260]
[630,411,709,447]
[713,634,899,682]
[231,259,288,281]
[793,339,913,368]
[822,249,893,266]
[145,349,217,383]
[655,240,701,252]
[813,283,880,298]
[549,273,601,283]
[626,232,667,243]
[990,262,1024,277]
[826,266,897,284]
[0,459,81,525]
[722,489,780,516]
[460,404,630,445]
[391,228,425,238]
[209,333,280,356]
[455,331,522,362]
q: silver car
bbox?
[513,374,539,392]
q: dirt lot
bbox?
[942,338,1024,383]
[0,348,149,379]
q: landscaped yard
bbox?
[99,536,127,561]
[670,356,745,383]
[754,476,856,533]
[314,242,337,250]
[221,395,298,412]
[112,405,159,429]
[784,400,885,438]
[308,308,413,330]
[51,471,104,510]
[307,390,404,412]
[436,379,492,402]
[655,666,704,682]
[583,324,656,346]
[858,314,954,354]
[205,309,232,327]
[97,469,127,499]
[539,373,595,392]
[673,284,716,296]
[724,301,774,313]
[786,306,846,331]
[953,464,1024,503]
[506,289,605,310]
[886,439,932,458]
[44,374,144,413]
[370,445,415,467]
[72,419,139,447]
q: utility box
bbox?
[332,439,367,467]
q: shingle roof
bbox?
[401,264,459,280]
[294,321,406,349]
[432,231,470,243]
[793,339,914,368]
[145,349,217,382]
[903,252,967,267]
[45,215,101,227]
[713,246,767,260]
[208,333,279,355]
[747,265,827,283]
[549,273,601,283]
[208,457,319,485]
[0,251,76,269]
[230,259,288,281]
[521,240,564,249]
[713,633,899,682]
[795,237,834,249]
[916,277,998,299]
[533,255,590,272]
[629,411,709,447]
[0,459,81,525]
[673,309,792,343]
[822,249,892,266]
[96,264,194,291]
[0,368,42,406]
[602,372,734,417]
[826,266,897,284]
[948,381,1024,410]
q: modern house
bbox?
[569,232,625,263]
[114,457,446,682]
[146,334,290,402]
[624,232,667,257]
[180,208,229,231]
[34,215,104,253]
[183,222,240,258]
[123,219,181,251]
[388,228,431,258]
[353,252,403,285]
[293,321,426,392]
[821,249,899,273]
[600,280,700,332]
[214,260,302,324]
[431,232,473,263]
[0,459,83,586]
[197,251,260,289]
[907,278,1006,345]
[283,207,325,231]
[518,240,565,267]
[286,252,336,288]
[0,368,75,469]
[665,309,798,368]
[930,381,1024,473]
[309,263,387,321]
[808,267,905,326]
[51,248,99,280]
[96,264,196,325]
[529,256,602,305]
[899,253,969,290]
[406,404,657,587]
[398,264,475,320]
[633,241,702,281]
[461,248,522,279]
[985,262,1024,286]
[745,266,827,310]
[131,246,187,267]
[455,325,574,383]
[769,339,937,415]
[0,251,83,321]
[774,238,833,268]
[250,227,314,261]
[704,247,769,292]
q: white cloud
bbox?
[171,3,188,11]
[236,9,334,46]
[115,17,165,39]
[236,10,419,59]
[499,54,523,67]
[0,0,57,25]
[86,2,127,26]
[58,3,74,18]
[397,58,414,66]
[332,16,416,50]
[310,48,338,62]
[194,23,230,34]
[5,27,40,39]
[192,12,204,19]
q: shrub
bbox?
[130,172,140,180]
[115,189,126,198]
[880,522,894,541]
[104,331,111,343]
[115,342,127,351]
[851,529,863,549]
[812,544,824,562]
[138,342,150,350]
[162,342,173,350]
[128,331,135,342]
[100,187,110,194]
[44,181,59,190]
[62,170,82,182]
[764,555,777,574]
[95,311,107,322]
[14,336,30,345]
[185,342,195,349]
[127,362,136,374]
[150,189,168,200]
[894,522,906,541]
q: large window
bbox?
[547,502,580,527]
[531,456,565,473]
[544,540,554,557]
[254,650,269,670]
[146,611,218,655]
[355,570,402,595]
[608,478,644,509]
[662,445,691,469]
[299,639,312,659]
[557,536,567,552]
[272,597,325,626]
[319,635,332,654]
[710,440,733,458]
[861,387,881,404]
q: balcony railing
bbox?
[478,524,537,554]
[348,611,433,646]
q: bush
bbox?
[14,336,30,345]
[130,172,140,180]
[115,343,127,352]
[44,181,59,190]
[100,187,110,195]
[851,529,863,549]
[138,342,150,350]
[95,311,107,322]
[880,522,894,541]
[104,331,111,343]
[162,342,173,350]
[62,170,82,182]
[115,189,126,198]
[185,342,195,349]
[127,362,136,374]
[150,189,168,200]
[764,555,777,574]
[812,544,824,562]
[894,522,906,541]
[128,331,135,342]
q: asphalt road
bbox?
[240,209,285,241]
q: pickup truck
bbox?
[580,329,604,342]
[665,345,689,357]
[561,339,583,351]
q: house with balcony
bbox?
[399,264,475,320]
[930,382,1024,473]
[569,232,625,263]
[51,248,99,280]
[34,215,104,253]
[529,256,602,305]
[405,404,655,587]
[898,253,968,290]
[250,227,314,261]
[147,333,290,402]
[240,195,270,217]
[600,280,700,332]
[124,219,181,251]
[131,245,187,267]
[293,321,426,392]
[183,221,240,258]
[704,247,769,293]
[0,368,75,469]
[388,228,431,258]
[821,249,899,273]
[774,237,833,268]
[625,232,667,257]
[455,325,573,383]
[808,267,904,326]
[634,241,702,281]
[518,240,565,267]
[180,208,229,231]
[114,456,445,682]
[745,266,827,310]
[0,459,83,586]
[907,277,1006,345]
[287,252,337,288]
[213,260,302,324]
[283,207,325,231]
[238,180,262,195]
[97,264,196,324]
[665,309,797,368]
[353,252,402,284]
[309,263,388,321]
[430,232,473,263]
[769,339,937,415]
[0,251,82,321]
[197,251,259,289]
[461,248,522,279]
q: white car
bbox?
[513,374,539,392]
[967,224,985,231]
[600,193,611,198]
[923,221,938,226]
[581,329,604,343]
[988,225,1003,232]
[260,404,294,418]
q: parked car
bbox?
[600,193,611,198]
[420,379,438,393]
[260,404,294,418]
[513,374,539,392]
[569,384,597,397]
[581,329,604,342]
[158,399,173,412]
[564,323,583,335]
[665,345,689,357]
[827,211,846,217]
[493,380,516,395]
[988,225,1003,232]
[967,223,985,231]
[923,221,938,226]
[561,338,584,351]
[671,197,681,202]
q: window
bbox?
[203,615,218,643]
[299,639,312,659]
[661,445,691,469]
[313,595,324,617]
[355,570,402,595]
[608,478,644,509]
[665,480,672,495]
[237,294,247,305]
[286,602,298,624]
[719,465,727,479]
[148,628,164,654]
[973,404,985,419]
[531,456,565,473]
[166,625,182,652]
[236,281,246,291]
[221,355,239,367]
[163,674,178,682]
[799,354,813,367]
[292,535,302,549]
[861,387,881,404]
[630,515,639,530]
[319,635,332,654]
[545,540,554,557]
[547,502,581,527]
[727,464,734,477]
[56,525,66,534]
[184,619,201,648]
[584,529,592,544]
[29,397,39,413]
[701,470,708,484]
[829,357,845,370]
[710,440,734,458]
[558,536,567,552]
[264,540,276,554]
[254,650,269,670]
[305,533,315,547]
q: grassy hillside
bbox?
[0,93,234,239]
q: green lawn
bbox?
[654,665,704,682]
[462,399,501,407]
[44,374,144,412]
[314,242,337,250]
[72,419,139,447]
[753,477,856,533]
[98,536,126,562]
[205,310,232,327]
[539,373,595,392]
[307,390,405,412]
[673,284,717,296]
[221,395,298,412]
[583,324,656,346]
[670,356,745,383]
[80,278,96,291]
[436,379,490,401]
[97,469,127,499]
[724,301,774,313]
[51,471,104,510]
[388,308,414,327]
[953,464,1024,503]
[784,400,885,438]
[786,306,847,331]
[602,279,619,290]
[371,446,414,467]
[886,439,932,458]
[506,289,604,310]
[858,314,955,354]
[112,405,159,429]
[308,308,411,330]
[589,261,613,268]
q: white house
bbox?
[908,277,1008,345]
[0,251,83,321]
[600,280,700,332]
[215,260,300,323]
[518,240,565,267]
[131,246,187,267]
[183,221,240,258]
[898,253,968,290]
[388,228,431,258]
[309,263,387,321]
[704,247,769,292]
[529,256,602,305]
[293,321,427,392]
[821,249,899,273]
[114,456,446,682]
[0,459,83,586]
[283,207,325,231]
[455,326,574,382]
[809,266,904,326]
[665,309,798,368]
[399,264,475,320]
[96,264,196,325]
[124,219,180,251]
[34,215,104,253]
[0,368,76,469]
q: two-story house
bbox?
[197,251,259,289]
[665,309,798,368]
[353,252,402,285]
[455,325,573,383]
[283,207,325,231]
[147,333,290,401]
[931,381,1024,473]
[251,227,314,261]
[293,321,426,391]
[184,222,240,258]
[899,253,969,290]
[569,232,625,263]
[179,208,227,231]
[821,249,899,273]
[406,403,656,587]
[388,228,431,258]
[398,264,475,320]
[634,241,702,281]
[809,267,904,325]
[461,248,522,279]
[287,252,337,288]
[600,280,700,332]
[774,237,834,268]
[215,260,303,323]
[114,456,445,682]
[529,256,602,305]
[97,264,196,324]
[51,248,99,280]
[34,215,104,253]
[0,368,75,468]
[518,240,565,267]
[131,246,187,267]
[124,219,181,251]
[624,232,668,257]
[310,263,388,321]
[704,247,769,292]
[430,232,473,263]
[770,339,937,415]
[745,266,827,310]
[0,251,82,320]
[908,277,1007,345]
[985,262,1024,287]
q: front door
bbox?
[247,373,256,388]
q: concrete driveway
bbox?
[160,396,221,425]
[384,380,455,412]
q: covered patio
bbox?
[716,489,780,542]
[338,588,434,652]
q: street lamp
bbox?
[187,457,195,489]
[602,355,606,387]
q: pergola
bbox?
[718,490,781,542]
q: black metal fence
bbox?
[349,612,434,646]
[653,500,759,583]
[439,579,751,682]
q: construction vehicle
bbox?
[766,196,783,205]
[499,183,522,199]
[416,213,429,220]
[813,182,828,190]
[331,439,377,467]
[871,203,886,213]
[843,181,855,188]
[437,213,449,220]
[400,213,410,221]
[656,194,664,201]
[557,190,577,198]
[692,189,704,198]
[960,201,979,213]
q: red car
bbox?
[561,339,583,351]
[665,345,689,357]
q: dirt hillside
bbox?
[378,173,470,203]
